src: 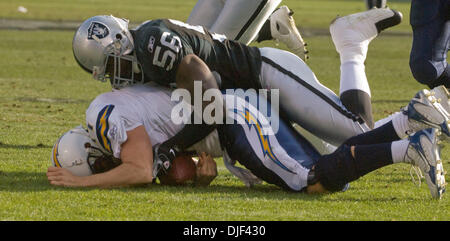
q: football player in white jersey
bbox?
[48,82,447,198]
[186,0,309,60]
[48,83,222,187]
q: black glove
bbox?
[152,143,179,179]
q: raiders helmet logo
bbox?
[87,22,110,40]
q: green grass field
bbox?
[0,0,449,220]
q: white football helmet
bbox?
[72,15,144,89]
[51,126,105,176]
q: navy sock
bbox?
[315,143,393,192]
[344,121,400,146]
[353,142,394,178]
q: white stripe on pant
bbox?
[259,47,371,146]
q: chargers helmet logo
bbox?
[87,22,110,40]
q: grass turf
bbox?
[0,0,449,220]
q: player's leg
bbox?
[312,129,446,198]
[343,87,450,146]
[409,0,450,89]
[186,0,225,29]
[209,0,281,45]
[219,92,321,192]
[259,47,370,146]
[330,8,402,128]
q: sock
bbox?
[315,143,393,192]
[256,20,272,42]
[353,142,394,176]
[338,41,369,64]
[391,139,410,164]
[374,112,396,128]
[343,121,400,146]
[340,61,371,97]
[339,61,373,128]
[391,111,410,138]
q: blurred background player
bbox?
[187,0,309,60]
[365,0,386,9]
[409,0,449,89]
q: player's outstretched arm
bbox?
[47,126,154,188]
[176,54,221,107]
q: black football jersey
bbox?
[130,19,262,89]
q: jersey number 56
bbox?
[152,32,182,71]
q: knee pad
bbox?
[314,145,357,192]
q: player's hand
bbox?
[46,166,84,187]
[195,152,217,186]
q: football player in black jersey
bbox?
[72,9,406,180]
[73,8,402,146]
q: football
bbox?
[158,154,197,185]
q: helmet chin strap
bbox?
[132,53,141,74]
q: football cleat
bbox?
[405,89,450,137]
[269,5,309,61]
[431,85,450,115]
[404,130,446,199]
[330,8,402,59]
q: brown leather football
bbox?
[158,154,197,185]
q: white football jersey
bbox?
[86,83,182,158]
[85,83,223,158]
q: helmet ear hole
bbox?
[115,33,122,40]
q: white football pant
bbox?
[259,47,371,146]
[187,0,281,45]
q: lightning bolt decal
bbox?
[234,108,295,174]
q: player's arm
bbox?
[47,125,154,188]
[176,54,221,110]
[148,54,225,175]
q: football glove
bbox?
[152,143,179,180]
